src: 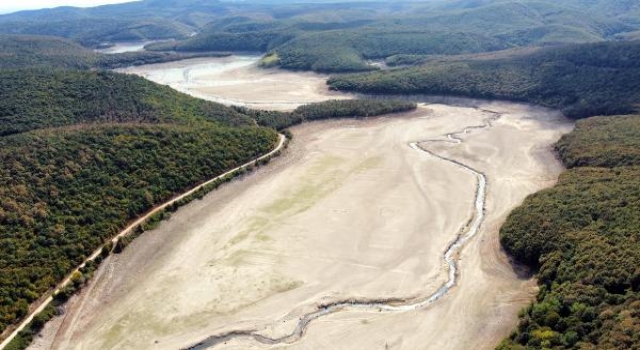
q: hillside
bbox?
[144,0,640,72]
[150,27,509,73]
[499,115,640,349]
[0,69,279,337]
[0,68,253,136]
[328,40,640,119]
[0,34,223,71]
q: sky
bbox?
[0,0,137,14]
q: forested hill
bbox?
[0,69,254,136]
[499,115,640,349]
[143,0,640,73]
[0,69,279,337]
[328,40,640,119]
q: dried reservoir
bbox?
[29,56,572,350]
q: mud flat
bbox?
[29,97,571,349]
[117,56,351,110]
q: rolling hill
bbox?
[1,0,639,73]
[328,40,640,119]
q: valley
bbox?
[2,1,638,348]
[27,58,571,348]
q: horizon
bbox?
[0,0,138,14]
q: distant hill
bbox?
[0,0,226,46]
[0,0,639,72]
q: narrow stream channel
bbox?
[184,111,500,349]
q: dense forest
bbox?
[0,124,276,335]
[328,40,640,119]
[498,115,640,349]
[0,69,281,336]
[0,69,254,136]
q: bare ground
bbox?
[29,58,573,350]
[118,56,351,111]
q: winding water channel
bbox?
[184,112,500,349]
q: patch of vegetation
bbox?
[556,115,640,168]
[4,261,98,350]
[384,54,430,67]
[235,99,417,130]
[328,40,640,119]
[498,115,640,349]
[258,51,280,68]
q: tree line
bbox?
[234,99,417,131]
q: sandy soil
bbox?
[29,98,571,349]
[117,56,351,111]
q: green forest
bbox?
[328,40,640,119]
[140,0,640,73]
[498,115,640,349]
[0,69,255,136]
[2,0,635,73]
